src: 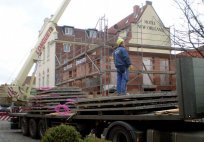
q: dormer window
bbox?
[64,26,74,35]
[87,29,97,38]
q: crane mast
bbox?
[9,0,72,101]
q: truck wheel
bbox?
[29,119,38,139]
[77,123,92,137]
[21,118,29,136]
[79,127,91,137]
[108,125,133,142]
[95,125,105,138]
[11,123,19,129]
[38,119,47,139]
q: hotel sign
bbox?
[137,20,164,32]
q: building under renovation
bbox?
[36,1,177,96]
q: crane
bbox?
[5,0,72,102]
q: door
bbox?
[143,57,153,85]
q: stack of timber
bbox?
[27,87,87,114]
[76,92,178,115]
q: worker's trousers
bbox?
[116,66,129,95]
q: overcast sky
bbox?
[0,0,180,84]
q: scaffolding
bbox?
[55,16,179,97]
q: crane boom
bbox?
[13,49,37,85]
[51,0,71,24]
[10,0,71,100]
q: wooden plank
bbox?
[36,90,83,95]
[37,92,86,96]
[77,98,178,108]
[154,109,179,115]
[76,103,178,112]
[77,92,177,103]
[28,108,77,113]
[29,95,87,103]
[29,94,87,100]
[36,87,82,95]
[29,98,78,103]
[30,105,75,110]
[28,110,54,113]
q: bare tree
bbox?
[172,0,204,57]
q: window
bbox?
[64,27,73,35]
[88,29,97,38]
[64,59,68,64]
[64,64,72,71]
[76,57,86,65]
[64,59,68,71]
[38,60,41,67]
[42,71,45,87]
[38,73,41,88]
[47,45,50,60]
[46,69,49,86]
[42,77,45,87]
[43,47,45,64]
[63,43,71,53]
[160,59,169,85]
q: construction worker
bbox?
[113,37,131,95]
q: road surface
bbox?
[0,121,40,142]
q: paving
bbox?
[0,121,39,142]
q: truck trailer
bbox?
[9,57,204,142]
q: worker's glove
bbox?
[109,56,114,61]
[128,65,135,71]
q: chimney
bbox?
[146,1,152,5]
[133,5,140,17]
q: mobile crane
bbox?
[5,0,71,102]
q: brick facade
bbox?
[53,2,176,95]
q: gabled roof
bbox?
[108,2,149,34]
[108,1,168,35]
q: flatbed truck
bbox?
[9,57,204,142]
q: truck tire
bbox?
[108,125,133,142]
[11,123,19,129]
[29,119,38,139]
[10,117,19,129]
[105,121,141,142]
[95,128,103,138]
[38,119,47,139]
[95,123,105,138]
[77,123,92,137]
[21,117,29,136]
